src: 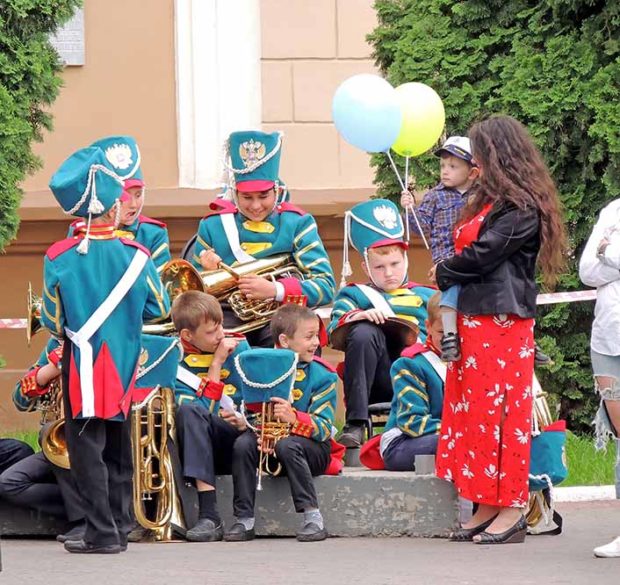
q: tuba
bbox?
[156,255,303,334]
[39,381,70,470]
[131,386,185,541]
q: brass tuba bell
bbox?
[40,418,70,470]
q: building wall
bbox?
[0,1,434,432]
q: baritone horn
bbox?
[132,386,185,541]
[156,254,303,334]
[39,382,70,470]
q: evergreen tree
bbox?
[0,0,82,250]
[369,0,620,431]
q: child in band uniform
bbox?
[328,199,435,447]
[172,290,250,542]
[226,305,337,542]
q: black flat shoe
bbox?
[449,515,497,542]
[186,518,224,542]
[56,520,86,543]
[64,539,121,554]
[224,522,255,542]
[474,515,527,545]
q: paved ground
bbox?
[1,500,618,585]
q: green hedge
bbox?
[0,0,82,251]
[369,0,620,432]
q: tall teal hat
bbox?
[341,199,408,287]
[225,130,283,194]
[135,334,182,392]
[233,348,298,405]
[50,146,125,254]
[91,135,143,185]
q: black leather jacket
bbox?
[435,202,541,318]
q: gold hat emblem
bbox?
[239,139,266,168]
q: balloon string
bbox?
[405,156,410,192]
[386,151,429,250]
[386,151,406,190]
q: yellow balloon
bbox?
[391,82,445,157]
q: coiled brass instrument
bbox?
[38,382,70,470]
[132,386,185,541]
[26,282,42,346]
[153,254,303,335]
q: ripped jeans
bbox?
[591,349,620,498]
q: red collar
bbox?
[73,223,117,240]
[425,337,441,356]
[181,339,205,355]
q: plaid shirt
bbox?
[405,183,471,264]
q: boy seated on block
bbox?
[225,304,338,542]
[328,199,436,448]
[359,291,445,471]
[172,290,250,542]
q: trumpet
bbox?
[247,401,291,491]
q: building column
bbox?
[174,0,262,189]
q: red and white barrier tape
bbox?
[0,289,599,329]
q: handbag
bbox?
[529,419,568,490]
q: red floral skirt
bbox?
[436,313,535,508]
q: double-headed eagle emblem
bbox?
[239,139,267,168]
[373,204,398,230]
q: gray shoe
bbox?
[186,518,224,542]
[296,521,327,542]
[338,424,365,448]
[224,522,255,542]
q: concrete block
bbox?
[337,0,378,58]
[261,0,336,59]
[0,500,64,537]
[217,468,458,537]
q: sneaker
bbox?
[594,536,620,558]
[534,343,553,366]
[441,333,461,362]
[296,521,327,542]
[223,522,255,542]
[338,424,365,448]
[186,518,224,542]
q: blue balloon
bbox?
[332,74,402,153]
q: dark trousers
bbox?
[175,401,241,485]
[0,439,33,475]
[343,322,402,423]
[223,305,273,348]
[382,433,439,472]
[232,430,331,517]
[62,350,133,546]
[0,451,84,522]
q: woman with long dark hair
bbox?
[432,115,566,544]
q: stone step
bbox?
[1,468,458,538]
